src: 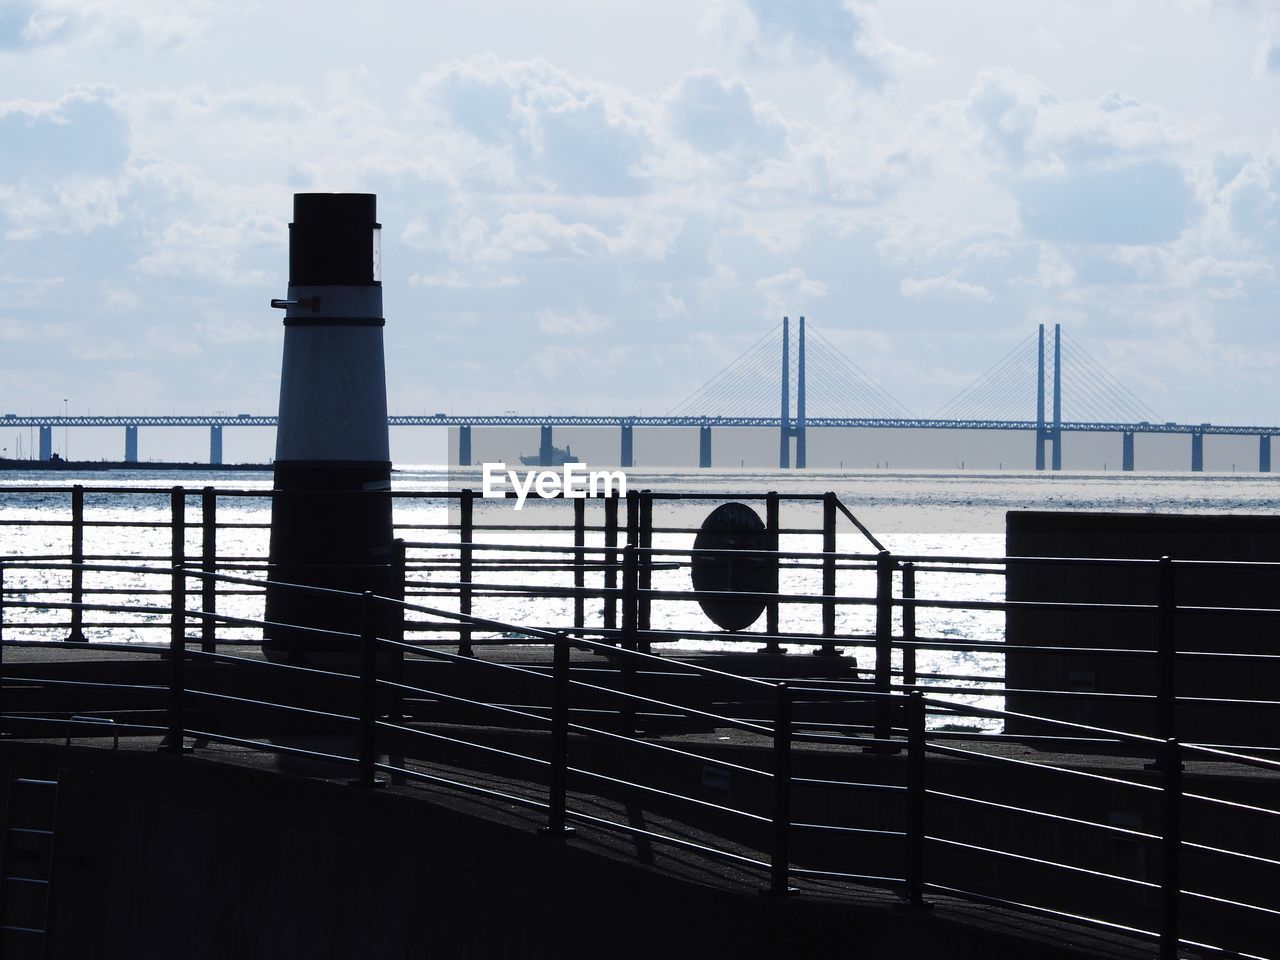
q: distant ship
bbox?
[519,444,579,467]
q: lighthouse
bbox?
[264,193,393,662]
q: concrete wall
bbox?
[1006,511,1280,746]
[0,740,1165,960]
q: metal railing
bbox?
[0,555,1278,956]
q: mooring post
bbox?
[904,691,930,909]
[1159,738,1183,960]
[200,487,217,653]
[817,492,837,656]
[543,633,575,838]
[768,682,793,896]
[459,489,474,657]
[1155,556,1176,744]
[573,496,585,632]
[264,193,392,665]
[762,492,781,654]
[66,484,85,642]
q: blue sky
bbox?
[0,1,1278,461]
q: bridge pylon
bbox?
[1035,323,1063,471]
[777,316,808,469]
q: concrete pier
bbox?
[698,425,712,468]
[1261,435,1271,473]
[458,424,471,467]
[209,425,223,466]
[539,424,553,466]
[124,426,138,463]
[1192,431,1205,472]
[620,422,633,468]
[39,425,51,460]
[1121,431,1134,472]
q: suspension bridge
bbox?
[4,321,1277,471]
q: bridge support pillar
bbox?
[39,425,52,461]
[458,424,471,467]
[539,424,553,466]
[124,426,138,463]
[1035,435,1045,471]
[1122,431,1134,472]
[620,423,633,468]
[209,425,223,465]
[1051,431,1062,471]
[1191,432,1204,472]
[698,425,712,468]
[1260,435,1271,473]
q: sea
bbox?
[2,465,1278,716]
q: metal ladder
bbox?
[0,766,60,958]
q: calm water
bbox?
[2,466,1277,715]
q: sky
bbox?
[0,0,1277,464]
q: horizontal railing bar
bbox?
[927,836,1159,890]
[791,823,906,839]
[926,743,1161,793]
[926,789,1159,841]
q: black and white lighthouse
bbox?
[264,193,393,661]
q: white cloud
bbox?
[664,70,787,162]
[900,275,993,301]
[415,56,655,196]
[756,266,828,315]
[537,307,611,336]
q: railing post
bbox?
[901,562,916,687]
[161,488,188,754]
[389,539,407,723]
[1159,738,1182,960]
[872,550,898,749]
[573,496,585,633]
[762,492,781,655]
[603,493,618,632]
[1155,556,1175,743]
[354,591,384,789]
[767,681,793,896]
[638,490,652,654]
[543,633,575,838]
[619,542,639,734]
[903,691,931,909]
[0,563,6,729]
[200,486,217,653]
[66,484,85,642]
[459,489,474,657]
[818,492,837,656]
